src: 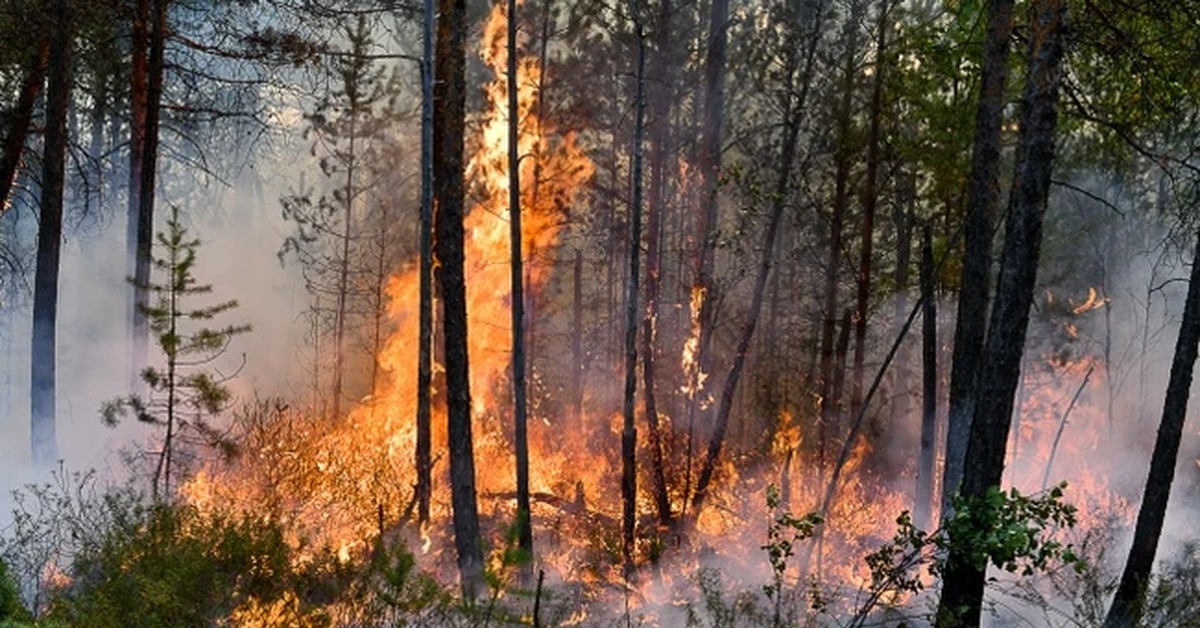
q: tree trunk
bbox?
[415,0,435,526]
[507,0,534,578]
[620,0,648,576]
[0,39,48,213]
[851,0,891,417]
[31,0,71,467]
[942,0,1015,511]
[572,249,583,423]
[436,0,485,598]
[128,0,149,384]
[936,1,1066,623]
[889,172,914,444]
[1104,229,1200,627]
[640,0,674,530]
[915,224,937,530]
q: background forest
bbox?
[0,0,1199,625]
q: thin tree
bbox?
[127,0,150,382]
[942,0,1015,510]
[936,1,1067,623]
[915,224,937,530]
[620,0,648,577]
[1103,228,1200,627]
[507,0,534,577]
[30,0,70,467]
[415,0,435,525]
[436,0,485,598]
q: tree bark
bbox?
[936,1,1066,623]
[640,0,674,530]
[620,0,647,576]
[415,0,435,526]
[31,0,71,467]
[128,0,150,384]
[507,0,534,578]
[436,0,485,598]
[1104,229,1200,627]
[915,224,937,530]
[889,172,914,443]
[942,0,1015,511]
[0,39,48,214]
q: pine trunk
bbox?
[436,0,485,598]
[0,39,48,212]
[415,0,435,525]
[915,225,937,530]
[31,0,71,467]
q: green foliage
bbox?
[855,482,1083,623]
[0,560,29,623]
[761,485,822,604]
[101,206,250,496]
[45,503,302,628]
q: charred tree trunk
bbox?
[621,0,647,576]
[414,0,435,523]
[31,0,71,467]
[942,0,1015,511]
[889,173,914,439]
[507,0,534,578]
[572,249,583,423]
[436,0,485,598]
[0,39,48,212]
[851,0,891,417]
[936,1,1065,624]
[640,0,674,530]
[1103,232,1200,627]
[915,224,937,530]
[134,0,166,379]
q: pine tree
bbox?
[103,206,250,499]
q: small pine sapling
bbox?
[102,206,250,499]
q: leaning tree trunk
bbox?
[936,1,1066,624]
[620,0,648,576]
[31,0,71,467]
[942,0,1015,511]
[436,0,485,598]
[1103,230,1200,627]
[414,0,435,525]
[0,39,48,213]
[507,0,534,579]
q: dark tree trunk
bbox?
[572,249,583,423]
[640,0,674,530]
[435,0,484,598]
[851,0,891,417]
[414,0,435,524]
[128,0,149,383]
[0,40,48,212]
[936,1,1066,624]
[915,224,937,530]
[135,0,166,376]
[1104,230,1200,627]
[942,0,1015,511]
[620,0,647,576]
[507,0,534,578]
[31,0,71,467]
[889,173,914,440]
